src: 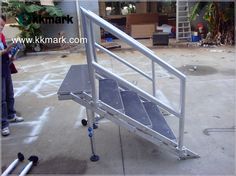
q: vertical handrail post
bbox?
[80,9,99,161]
[89,20,98,63]
[81,12,97,103]
[178,78,186,154]
[152,61,156,97]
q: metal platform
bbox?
[58,65,91,95]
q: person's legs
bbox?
[6,71,16,119]
[2,76,10,136]
[6,69,23,122]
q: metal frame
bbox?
[72,7,199,159]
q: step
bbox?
[99,79,124,111]
[143,102,176,140]
[121,91,152,126]
[58,65,91,95]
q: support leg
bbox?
[86,108,99,162]
[91,111,98,129]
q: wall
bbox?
[78,0,101,43]
[41,0,100,47]
[41,1,79,43]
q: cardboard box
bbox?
[131,24,156,38]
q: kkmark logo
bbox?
[32,15,73,24]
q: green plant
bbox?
[2,0,63,51]
[190,2,234,45]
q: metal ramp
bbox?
[58,7,199,161]
[176,0,192,42]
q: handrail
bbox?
[95,43,153,81]
[80,7,186,80]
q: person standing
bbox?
[1,15,24,136]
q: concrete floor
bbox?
[1,45,235,175]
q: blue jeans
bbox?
[1,68,16,129]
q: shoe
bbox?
[8,114,24,123]
[2,127,10,136]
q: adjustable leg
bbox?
[91,111,98,129]
[86,108,99,162]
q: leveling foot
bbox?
[90,155,99,162]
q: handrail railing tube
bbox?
[95,43,153,81]
[80,7,186,80]
[92,62,181,118]
[152,61,156,96]
[89,21,98,63]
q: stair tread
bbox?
[99,79,124,110]
[58,65,91,95]
[121,91,152,126]
[143,102,176,140]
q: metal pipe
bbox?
[80,7,185,80]
[152,61,156,97]
[19,156,38,176]
[92,62,181,118]
[19,163,33,176]
[1,153,24,176]
[85,18,98,128]
[95,43,152,81]
[89,21,98,63]
[178,79,186,150]
[75,0,82,39]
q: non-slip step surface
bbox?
[58,65,91,95]
[121,91,152,126]
[143,102,176,140]
[99,79,124,110]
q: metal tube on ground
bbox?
[1,153,24,176]
[19,156,38,176]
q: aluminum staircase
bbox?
[176,0,192,41]
[57,7,199,162]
